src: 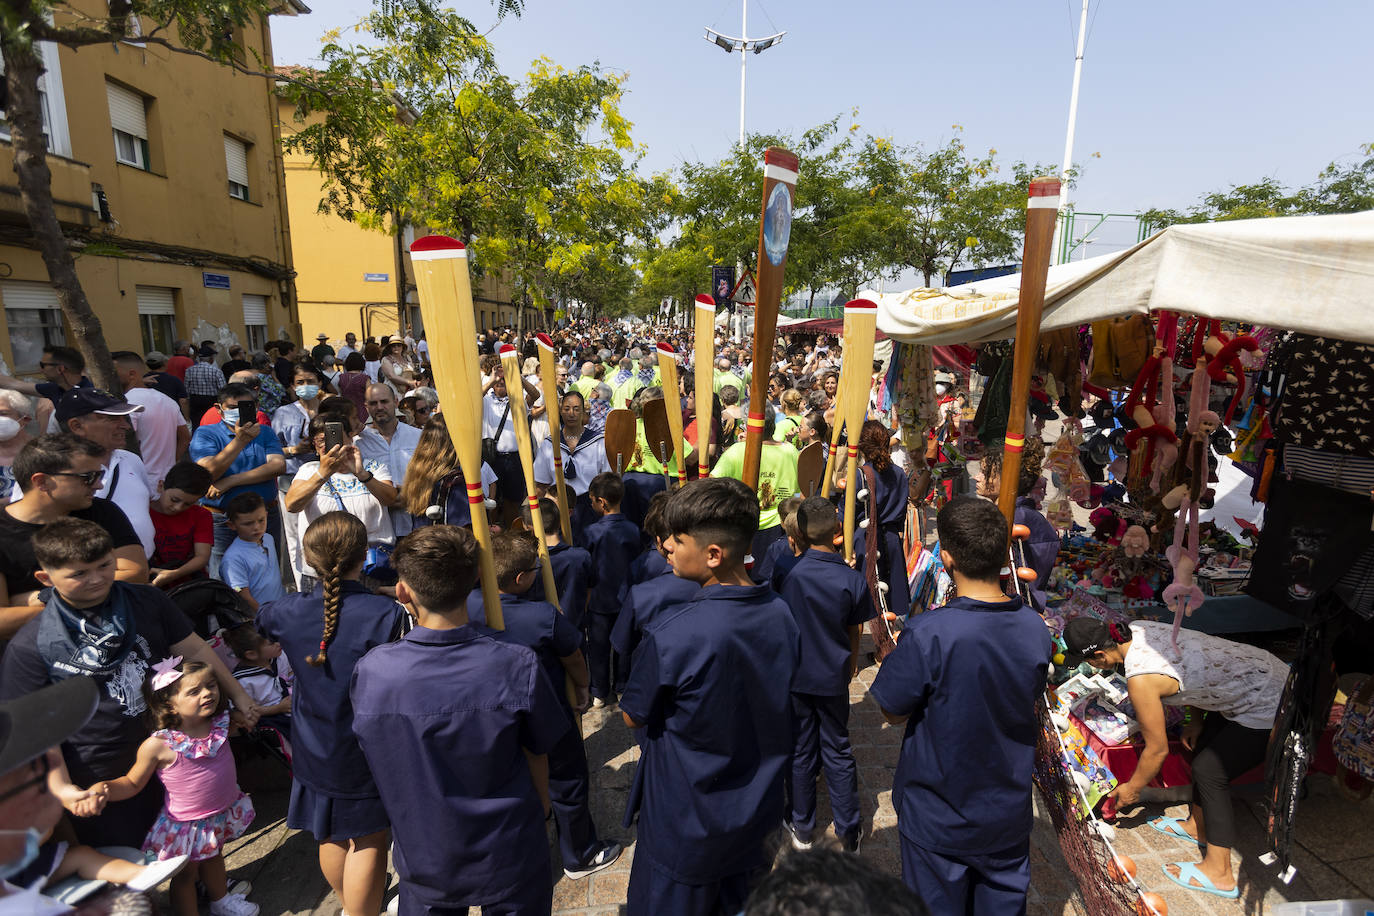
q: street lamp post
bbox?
[704,0,785,147]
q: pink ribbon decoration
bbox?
[149,656,184,691]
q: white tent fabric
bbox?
[872,210,1374,346]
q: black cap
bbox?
[198,344,218,358]
[55,387,144,424]
[0,677,98,775]
[1060,617,1122,667]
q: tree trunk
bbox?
[807,288,816,317]
[392,210,408,333]
[3,42,118,391]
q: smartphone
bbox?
[236,400,256,428]
[323,420,346,452]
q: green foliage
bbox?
[1143,145,1374,230]
[283,2,644,320]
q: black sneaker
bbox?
[563,841,623,880]
[840,831,862,854]
[784,821,813,851]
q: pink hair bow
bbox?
[150,656,184,691]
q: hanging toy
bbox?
[1159,357,1218,649]
[1203,329,1263,425]
[1122,312,1180,490]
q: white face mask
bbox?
[935,383,950,396]
[0,417,22,441]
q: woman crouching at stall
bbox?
[1062,618,1287,899]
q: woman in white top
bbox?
[1063,618,1287,899]
[379,340,417,399]
[284,413,398,586]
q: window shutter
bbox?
[106,82,147,139]
[224,136,249,188]
[1,281,60,311]
[242,294,268,325]
[136,286,175,316]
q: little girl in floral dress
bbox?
[93,657,257,916]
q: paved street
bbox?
[211,651,1371,916]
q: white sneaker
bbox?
[591,697,607,709]
[127,855,189,892]
[209,892,259,916]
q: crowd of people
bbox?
[0,317,1289,916]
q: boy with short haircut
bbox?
[524,496,591,627]
[760,494,805,584]
[219,492,284,612]
[223,625,292,739]
[869,496,1052,916]
[772,496,876,853]
[480,531,622,879]
[611,492,700,663]
[350,526,569,914]
[582,472,641,706]
[148,461,215,590]
[620,477,800,916]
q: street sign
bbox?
[364,273,390,282]
[202,272,231,290]
[731,269,756,305]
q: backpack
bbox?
[1088,315,1154,389]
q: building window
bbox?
[106,81,149,170]
[242,294,268,351]
[0,42,73,157]
[1,282,66,373]
[136,285,177,354]
[224,135,250,201]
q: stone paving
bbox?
[206,652,1371,916]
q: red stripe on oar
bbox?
[527,497,540,508]
[843,298,877,312]
[847,445,858,457]
[695,294,716,310]
[498,343,517,356]
[536,332,555,351]
[1028,179,1062,197]
[410,235,464,252]
[466,482,484,506]
[746,413,765,430]
[1005,434,1026,447]
[656,341,675,354]
[764,148,800,172]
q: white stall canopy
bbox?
[872,210,1374,346]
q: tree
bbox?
[282,4,644,331]
[0,0,290,389]
[1143,145,1374,229]
[860,129,1042,287]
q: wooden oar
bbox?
[534,332,572,543]
[655,342,687,489]
[499,343,561,612]
[820,296,866,498]
[838,300,878,564]
[642,397,674,490]
[742,147,800,490]
[603,408,636,476]
[796,441,824,497]
[693,294,716,475]
[408,236,502,628]
[996,177,1061,525]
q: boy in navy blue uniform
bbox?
[772,496,875,853]
[350,526,569,916]
[611,493,700,664]
[482,530,623,880]
[626,492,671,585]
[524,496,591,626]
[620,477,800,916]
[869,497,1052,916]
[582,472,641,705]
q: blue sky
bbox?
[272,1,1373,259]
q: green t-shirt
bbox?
[710,439,798,530]
[612,377,643,410]
[713,368,751,396]
[573,375,600,400]
[627,420,679,476]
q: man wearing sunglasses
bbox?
[0,435,147,641]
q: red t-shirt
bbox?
[150,504,213,582]
[166,355,194,381]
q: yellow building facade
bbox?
[276,92,523,342]
[0,3,302,374]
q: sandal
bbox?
[1160,861,1239,899]
[1147,816,1202,846]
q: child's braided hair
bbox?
[302,511,368,667]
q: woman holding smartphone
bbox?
[284,412,397,589]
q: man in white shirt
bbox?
[58,388,156,558]
[481,368,540,522]
[112,350,189,489]
[336,332,359,363]
[357,383,422,538]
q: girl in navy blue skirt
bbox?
[256,512,408,916]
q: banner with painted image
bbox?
[711,265,735,308]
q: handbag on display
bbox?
[1088,315,1155,389]
[1333,677,1374,799]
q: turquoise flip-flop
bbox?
[1147,816,1203,846]
[1161,861,1239,899]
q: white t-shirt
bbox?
[126,386,189,489]
[1123,620,1288,730]
[98,450,156,558]
[291,458,395,555]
